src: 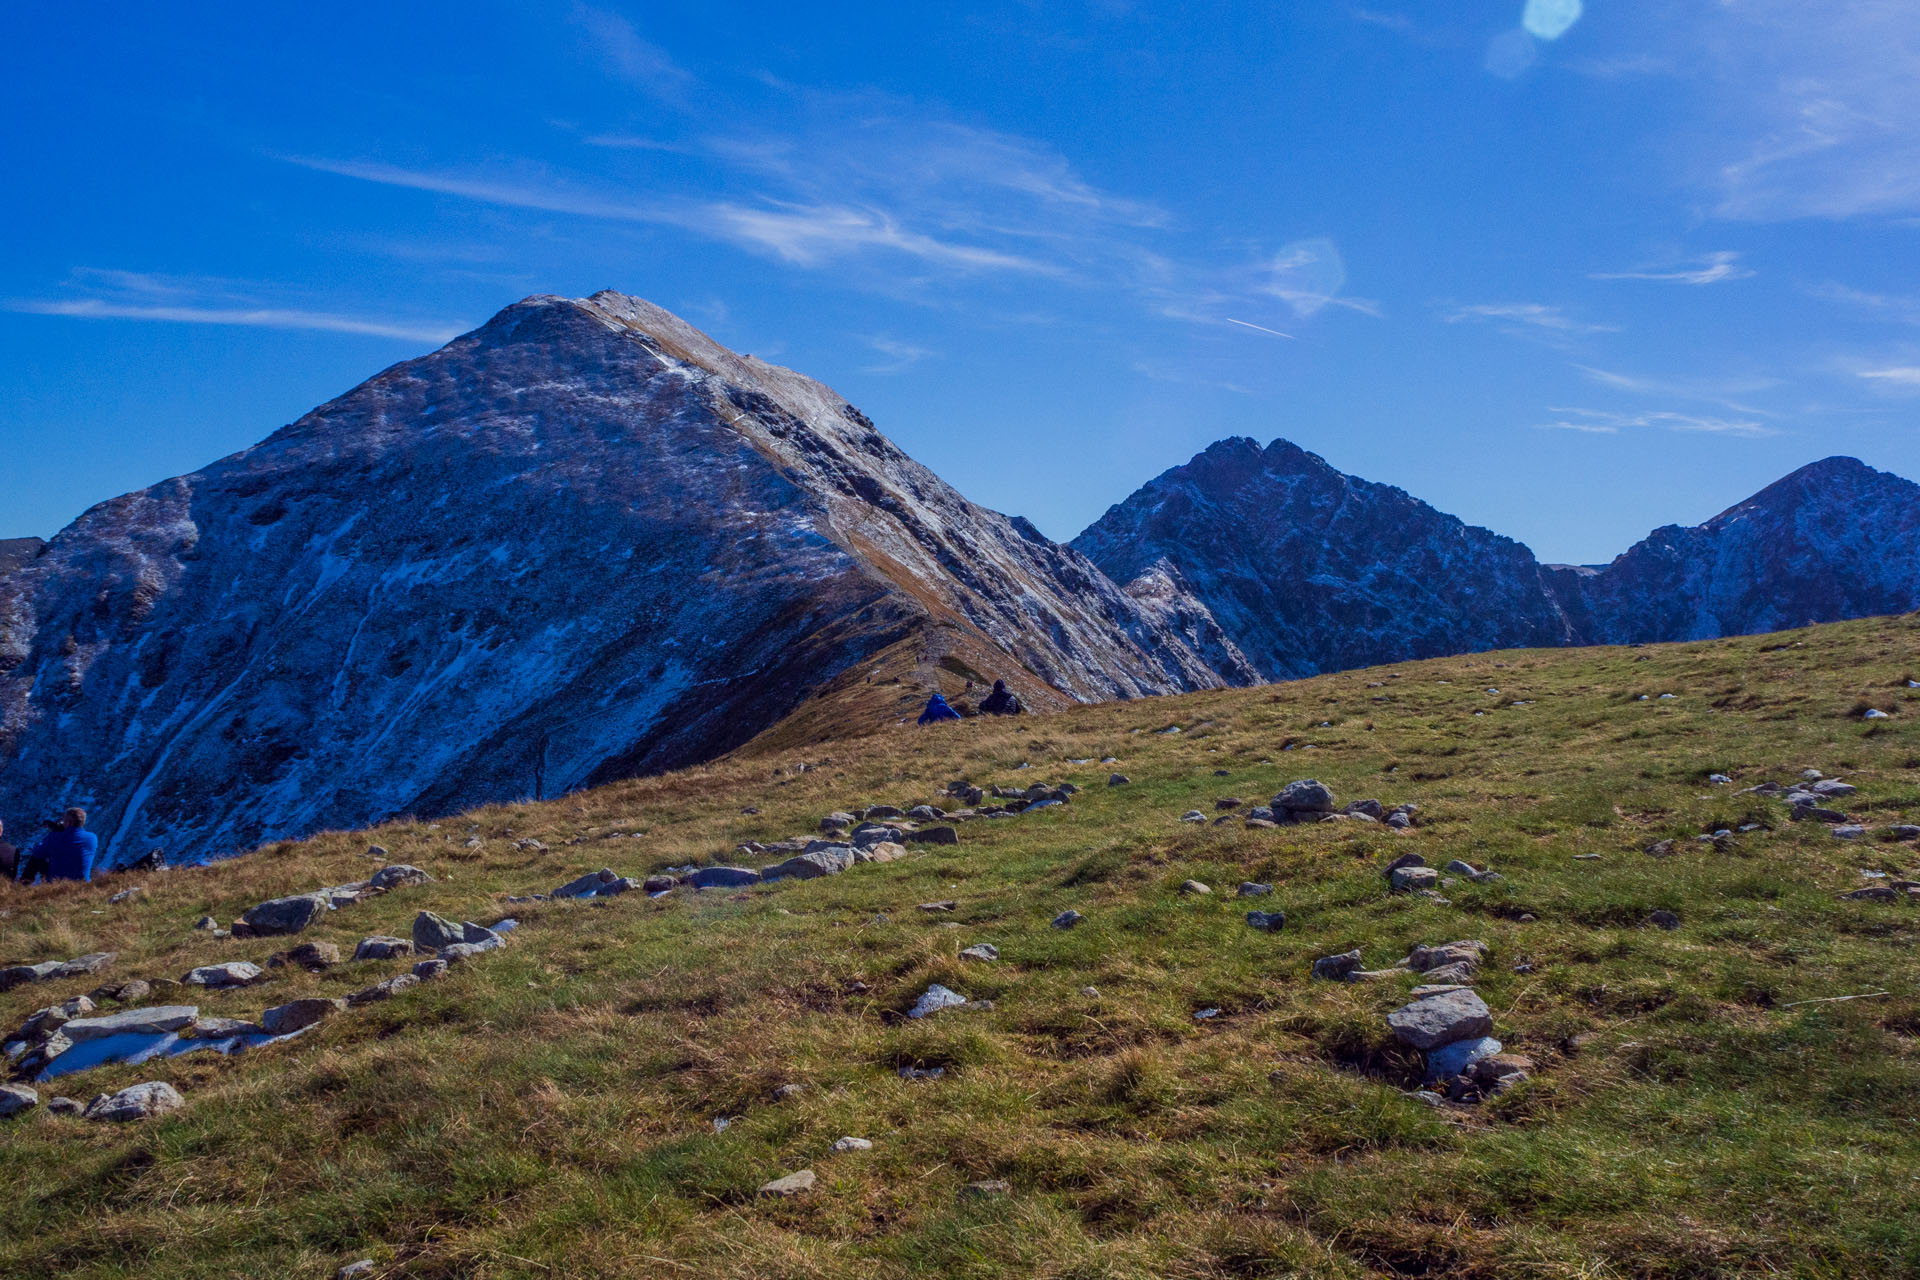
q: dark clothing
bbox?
[0,841,15,880]
[19,827,97,883]
[978,682,1023,716]
[918,694,962,725]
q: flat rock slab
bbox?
[1388,989,1493,1051]
[413,911,468,951]
[908,984,969,1019]
[762,850,853,882]
[185,962,264,988]
[243,893,331,936]
[260,998,345,1035]
[62,1006,200,1040]
[368,864,432,890]
[353,936,414,961]
[688,866,761,889]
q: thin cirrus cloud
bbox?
[1444,302,1621,336]
[1589,251,1754,285]
[1573,365,1781,411]
[1538,407,1776,438]
[4,268,463,344]
[280,155,1057,275]
[861,336,936,374]
[1857,366,1920,388]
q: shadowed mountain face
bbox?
[0,539,43,575]
[1071,438,1579,679]
[1575,457,1920,643]
[0,292,1245,866]
[1073,439,1920,680]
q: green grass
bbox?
[4,616,1920,1278]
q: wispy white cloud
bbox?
[1857,366,1920,388]
[1574,365,1781,410]
[1807,280,1920,325]
[1445,302,1621,336]
[572,4,692,103]
[4,270,462,343]
[860,336,936,374]
[1538,407,1777,438]
[1590,251,1754,286]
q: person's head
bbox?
[63,807,86,830]
[993,680,1007,694]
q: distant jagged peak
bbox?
[1707,455,1914,527]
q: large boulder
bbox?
[243,893,331,936]
[0,1083,39,1117]
[412,911,467,951]
[84,1081,186,1122]
[1273,780,1335,815]
[1387,989,1493,1051]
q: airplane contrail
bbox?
[1226,317,1294,338]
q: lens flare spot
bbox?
[1522,0,1582,40]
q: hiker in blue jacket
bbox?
[16,808,98,884]
[917,693,962,725]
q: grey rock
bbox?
[1178,879,1212,895]
[1237,882,1273,897]
[182,1016,262,1039]
[0,1083,39,1117]
[338,1262,376,1280]
[1390,866,1440,892]
[1885,825,1920,841]
[1180,810,1207,823]
[763,849,854,882]
[108,885,144,905]
[1311,949,1362,981]
[1344,798,1386,820]
[353,936,415,961]
[831,1136,873,1153]
[193,916,219,930]
[759,1169,817,1196]
[958,944,999,962]
[348,974,420,1005]
[821,812,856,831]
[184,961,263,988]
[53,952,117,979]
[412,910,468,951]
[553,868,621,899]
[259,997,345,1035]
[1244,910,1286,932]
[1382,852,1426,880]
[438,938,503,964]
[908,984,969,1019]
[864,804,905,820]
[1810,779,1857,798]
[1108,773,1131,787]
[1387,988,1493,1051]
[273,941,341,969]
[1406,941,1487,973]
[1273,779,1335,813]
[1647,909,1681,930]
[411,959,449,981]
[368,863,432,890]
[687,865,762,889]
[62,1006,200,1040]
[1832,825,1868,840]
[85,1081,186,1122]
[961,1179,1011,1199]
[89,979,151,1004]
[904,826,958,846]
[918,900,957,912]
[1051,910,1084,930]
[243,892,331,936]
[908,805,945,821]
[45,1096,82,1116]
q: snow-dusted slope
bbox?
[1072,438,1577,679]
[0,292,1243,865]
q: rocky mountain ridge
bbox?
[1072,439,1920,680]
[0,292,1244,866]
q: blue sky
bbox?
[3,1,1916,563]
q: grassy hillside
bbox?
[3,615,1919,1279]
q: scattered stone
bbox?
[1406,941,1487,973]
[412,911,468,951]
[1382,853,1425,880]
[0,1083,39,1117]
[1708,773,1731,785]
[1410,984,1470,1000]
[338,1262,376,1280]
[1079,986,1100,998]
[1108,774,1130,787]
[1426,1035,1503,1081]
[1388,989,1493,1051]
[1178,879,1212,896]
[821,812,856,832]
[1345,799,1387,821]
[1244,910,1286,932]
[1390,865,1440,893]
[864,805,905,820]
[45,1096,81,1116]
[354,936,415,962]
[1833,825,1868,840]
[1864,708,1891,720]
[368,864,432,891]
[194,916,219,931]
[687,866,762,889]
[1885,826,1920,842]
[243,892,331,937]
[1237,882,1273,897]
[348,974,420,1006]
[184,961,264,989]
[438,940,499,965]
[85,1081,185,1123]
[904,826,958,846]
[108,886,144,905]
[88,979,151,1004]
[919,901,957,913]
[270,941,341,970]
[832,1136,873,1153]
[1647,910,1681,930]
[958,944,999,962]
[759,1169,817,1197]
[763,850,854,882]
[412,959,449,981]
[908,984,970,1019]
[260,997,346,1036]
[1051,910,1083,930]
[1179,810,1207,823]
[772,1083,806,1101]
[1311,950,1362,981]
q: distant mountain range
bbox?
[2,293,1913,864]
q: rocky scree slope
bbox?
[1074,438,1920,679]
[0,292,1245,867]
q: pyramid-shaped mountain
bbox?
[0,292,1249,865]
